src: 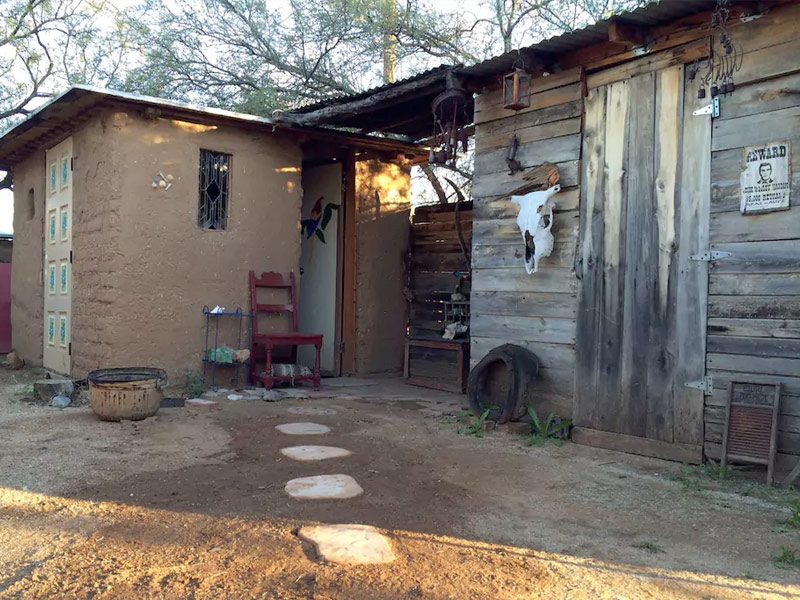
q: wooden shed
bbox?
[463,0,800,471]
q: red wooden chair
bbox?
[248,271,322,390]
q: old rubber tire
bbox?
[467,344,539,424]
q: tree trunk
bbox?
[382,0,398,83]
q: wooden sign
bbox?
[722,381,780,485]
[740,141,791,214]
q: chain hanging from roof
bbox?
[689,0,744,99]
[428,72,470,167]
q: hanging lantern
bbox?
[503,67,531,111]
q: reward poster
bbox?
[740,141,791,214]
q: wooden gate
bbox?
[573,66,710,463]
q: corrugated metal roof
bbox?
[0,85,425,169]
[290,64,457,114]
[457,0,718,79]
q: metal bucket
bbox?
[87,367,168,422]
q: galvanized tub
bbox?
[87,367,168,421]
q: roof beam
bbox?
[281,70,451,127]
[607,18,649,47]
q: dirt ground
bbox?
[1,367,799,599]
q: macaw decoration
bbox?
[301,196,339,269]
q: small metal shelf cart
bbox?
[202,306,253,390]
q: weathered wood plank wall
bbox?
[471,68,583,418]
[701,3,800,465]
[408,202,472,339]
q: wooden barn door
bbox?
[573,66,710,463]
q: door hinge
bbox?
[69,250,73,264]
[338,341,345,354]
[68,342,72,356]
[693,96,720,118]
[684,376,713,395]
[70,157,74,171]
[689,250,732,262]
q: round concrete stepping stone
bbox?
[287,406,337,416]
[280,446,352,461]
[285,474,363,499]
[298,524,395,564]
[275,422,331,435]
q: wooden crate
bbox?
[404,338,469,393]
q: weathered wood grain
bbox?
[707,353,800,378]
[707,335,800,359]
[472,210,578,246]
[572,427,702,464]
[475,100,582,147]
[470,314,576,345]
[715,71,800,121]
[712,105,800,152]
[472,160,580,198]
[476,117,582,153]
[471,241,575,270]
[586,39,709,89]
[734,37,800,89]
[709,273,800,296]
[711,205,800,243]
[470,291,577,319]
[619,71,657,439]
[470,336,575,370]
[673,67,709,447]
[708,295,800,320]
[707,369,800,400]
[573,84,607,431]
[474,82,583,125]
[709,240,800,274]
[474,133,581,177]
[474,187,579,220]
[707,317,800,339]
[471,267,577,294]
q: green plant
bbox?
[457,408,492,437]
[632,541,664,554]
[772,547,800,569]
[525,405,571,447]
[785,499,800,529]
[14,384,33,397]
[184,370,206,398]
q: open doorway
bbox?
[298,162,342,376]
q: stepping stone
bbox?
[280,446,352,461]
[275,422,331,435]
[298,524,395,564]
[285,474,363,499]
[186,398,218,410]
[287,406,337,416]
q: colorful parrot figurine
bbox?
[301,196,339,269]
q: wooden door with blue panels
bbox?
[43,137,73,375]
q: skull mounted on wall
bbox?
[510,183,561,274]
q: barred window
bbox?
[198,149,231,230]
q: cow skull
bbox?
[510,183,560,274]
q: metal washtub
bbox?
[87,368,168,421]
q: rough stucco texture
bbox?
[11,153,45,363]
[105,112,302,383]
[12,109,302,383]
[354,159,411,374]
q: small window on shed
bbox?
[198,149,231,230]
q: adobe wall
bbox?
[353,159,411,374]
[10,153,45,363]
[71,111,127,376]
[85,111,303,385]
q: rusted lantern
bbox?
[503,68,532,111]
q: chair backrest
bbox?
[249,271,298,334]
